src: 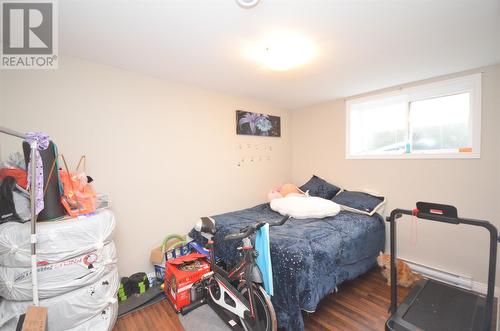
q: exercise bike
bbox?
[181,215,290,331]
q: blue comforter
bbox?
[189,203,385,330]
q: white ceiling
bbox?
[60,0,500,109]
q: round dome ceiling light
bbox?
[236,0,260,9]
[244,32,317,71]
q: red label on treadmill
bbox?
[429,209,443,215]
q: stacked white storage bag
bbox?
[65,300,118,331]
[0,209,116,267]
[0,209,119,331]
[0,270,119,330]
[0,242,117,301]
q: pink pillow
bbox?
[267,190,283,201]
[268,183,308,201]
[280,183,301,197]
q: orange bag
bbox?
[59,155,96,217]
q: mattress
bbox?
[189,203,385,330]
[0,268,119,331]
[0,209,116,267]
[0,242,117,301]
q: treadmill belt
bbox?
[404,280,486,331]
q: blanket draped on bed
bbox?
[189,203,385,330]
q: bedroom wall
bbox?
[0,56,292,275]
[291,64,500,285]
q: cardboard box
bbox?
[164,253,210,312]
[149,246,164,265]
[21,306,47,331]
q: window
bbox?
[346,73,481,159]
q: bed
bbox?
[189,203,385,330]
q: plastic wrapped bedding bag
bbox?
[0,301,118,331]
[65,300,118,331]
[0,242,117,301]
[0,209,115,267]
[0,268,119,331]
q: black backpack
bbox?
[0,176,30,224]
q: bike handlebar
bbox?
[270,215,290,227]
[223,216,290,241]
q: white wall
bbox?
[291,64,500,285]
[2,55,498,287]
[0,56,292,275]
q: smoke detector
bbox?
[236,0,260,9]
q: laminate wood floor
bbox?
[113,268,497,331]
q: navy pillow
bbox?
[299,175,341,199]
[332,191,385,216]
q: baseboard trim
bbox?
[401,258,500,298]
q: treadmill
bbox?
[386,202,500,331]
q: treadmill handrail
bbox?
[386,203,499,331]
[388,208,494,228]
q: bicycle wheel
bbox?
[239,285,277,331]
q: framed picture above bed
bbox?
[236,110,281,137]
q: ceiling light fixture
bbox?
[245,32,317,71]
[236,0,260,9]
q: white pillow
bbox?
[270,196,340,219]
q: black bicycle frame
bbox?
[387,202,500,331]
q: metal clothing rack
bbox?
[0,126,40,306]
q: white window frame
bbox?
[345,73,482,159]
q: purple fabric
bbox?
[25,132,49,215]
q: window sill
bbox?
[345,152,480,160]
